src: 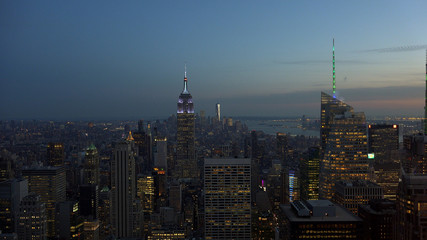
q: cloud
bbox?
[198,85,424,117]
[363,44,427,53]
[273,60,370,65]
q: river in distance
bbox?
[238,118,320,137]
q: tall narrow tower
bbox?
[424,50,427,135]
[332,38,336,98]
[175,66,198,179]
[215,103,221,123]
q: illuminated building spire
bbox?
[425,50,427,135]
[183,64,189,94]
[333,38,336,98]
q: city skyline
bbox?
[1,1,427,120]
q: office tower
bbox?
[368,125,399,199]
[320,92,354,153]
[358,199,396,240]
[17,194,47,240]
[278,200,362,239]
[110,136,139,238]
[46,142,64,167]
[83,144,100,186]
[137,174,155,213]
[0,179,28,233]
[22,166,66,238]
[368,124,399,163]
[333,180,383,214]
[215,103,220,123]
[176,68,197,179]
[79,184,99,219]
[134,120,152,174]
[300,147,320,200]
[276,132,288,165]
[396,171,427,239]
[204,158,251,239]
[153,137,167,171]
[403,134,427,174]
[319,93,369,199]
[57,201,84,240]
[285,169,300,202]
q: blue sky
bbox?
[1,1,426,120]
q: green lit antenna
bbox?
[424,49,427,135]
[332,38,336,98]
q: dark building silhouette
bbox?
[358,199,396,240]
[46,142,64,167]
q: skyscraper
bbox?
[215,102,221,123]
[368,124,400,200]
[22,166,66,238]
[175,68,197,179]
[46,142,64,167]
[83,144,100,186]
[319,93,370,199]
[110,134,139,238]
[368,124,399,164]
[204,158,251,239]
[300,146,320,200]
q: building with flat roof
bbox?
[333,180,383,214]
[278,200,363,239]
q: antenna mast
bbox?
[332,39,336,98]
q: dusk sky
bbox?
[1,1,427,120]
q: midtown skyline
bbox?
[1,1,427,120]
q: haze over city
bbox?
[1,1,427,120]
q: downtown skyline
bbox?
[1,1,427,120]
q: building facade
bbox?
[175,70,197,179]
[333,180,383,214]
[319,93,370,199]
[204,158,251,239]
[22,166,66,238]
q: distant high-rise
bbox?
[110,135,139,238]
[204,158,251,239]
[300,147,320,200]
[276,132,288,165]
[83,144,100,186]
[175,67,197,179]
[22,166,66,238]
[368,124,399,164]
[368,124,400,200]
[153,137,167,171]
[46,142,64,167]
[215,103,221,122]
[319,93,370,199]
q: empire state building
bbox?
[175,68,198,179]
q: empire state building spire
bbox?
[177,65,194,114]
[182,64,189,94]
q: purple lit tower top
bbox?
[177,66,194,114]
